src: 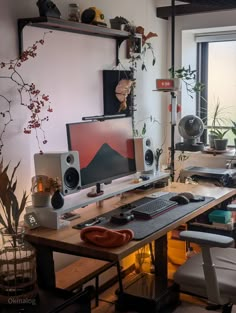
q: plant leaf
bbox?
[18,191,28,219]
[0,214,7,228]
[8,189,19,225]
[9,161,20,187]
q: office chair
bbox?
[173,231,236,313]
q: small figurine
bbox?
[37,0,61,18]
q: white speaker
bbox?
[134,137,155,173]
[34,151,81,196]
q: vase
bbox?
[0,227,37,303]
[135,252,151,273]
[51,190,64,210]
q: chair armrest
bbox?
[179,230,234,247]
[227,204,236,211]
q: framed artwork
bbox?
[103,70,132,116]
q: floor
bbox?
[91,270,236,313]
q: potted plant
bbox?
[210,128,229,150]
[0,161,37,303]
[208,99,230,150]
[0,33,53,303]
[231,120,236,148]
[31,175,62,208]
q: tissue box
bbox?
[208,210,232,224]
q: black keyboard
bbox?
[131,198,177,218]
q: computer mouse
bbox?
[178,192,194,200]
[178,192,205,202]
[169,195,190,205]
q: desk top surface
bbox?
[25,183,236,262]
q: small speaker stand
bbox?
[87,183,104,197]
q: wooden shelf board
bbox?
[18,17,130,39]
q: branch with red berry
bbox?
[0,31,53,155]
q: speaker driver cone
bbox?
[145,149,154,166]
[64,168,80,189]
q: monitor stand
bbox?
[87,183,104,197]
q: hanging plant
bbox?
[126,25,158,73]
[0,31,53,155]
[168,65,204,98]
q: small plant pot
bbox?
[110,19,123,30]
[214,138,228,151]
[208,133,218,149]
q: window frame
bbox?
[197,37,235,146]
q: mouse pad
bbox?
[74,193,215,240]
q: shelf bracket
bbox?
[116,37,127,66]
[18,19,30,56]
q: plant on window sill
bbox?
[208,99,231,150]
[231,121,236,137]
[0,31,53,155]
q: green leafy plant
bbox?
[209,99,230,139]
[127,25,158,72]
[0,160,28,234]
[168,65,204,98]
[210,128,229,139]
[231,120,236,136]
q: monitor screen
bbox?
[66,117,136,188]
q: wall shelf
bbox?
[18,17,130,63]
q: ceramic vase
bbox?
[51,190,64,210]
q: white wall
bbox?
[0,0,168,269]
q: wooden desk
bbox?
[25,183,236,303]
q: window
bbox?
[197,33,236,146]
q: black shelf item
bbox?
[82,113,126,121]
[18,17,130,63]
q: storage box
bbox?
[208,210,232,224]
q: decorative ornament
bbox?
[37,0,61,18]
[51,189,64,210]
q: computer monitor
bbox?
[66,117,136,189]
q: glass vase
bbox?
[0,227,37,303]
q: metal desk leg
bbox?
[36,245,56,289]
[154,235,168,290]
[116,261,123,294]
